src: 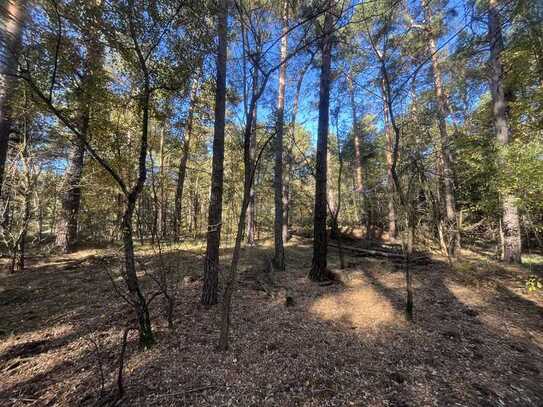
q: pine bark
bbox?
[309,8,333,281]
[488,0,522,263]
[55,134,86,253]
[0,0,27,196]
[273,0,288,271]
[202,0,228,305]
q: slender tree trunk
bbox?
[380,74,397,240]
[347,71,364,193]
[488,0,522,263]
[425,5,460,257]
[202,0,228,305]
[309,8,333,282]
[0,0,26,196]
[246,63,258,246]
[284,58,311,242]
[173,80,198,241]
[273,0,288,271]
[348,70,370,234]
[121,200,154,348]
[157,127,165,238]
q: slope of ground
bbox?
[1,238,542,406]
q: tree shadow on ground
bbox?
[1,241,542,406]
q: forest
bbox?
[0,0,542,405]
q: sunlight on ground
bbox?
[310,285,400,329]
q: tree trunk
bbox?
[425,4,460,257]
[173,79,198,241]
[202,0,228,305]
[380,74,397,240]
[0,0,26,196]
[347,71,364,193]
[121,200,154,348]
[246,62,258,246]
[348,70,371,235]
[55,6,103,252]
[273,0,288,271]
[55,135,86,253]
[488,0,522,263]
[309,8,333,282]
[284,58,311,242]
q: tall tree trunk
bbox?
[347,71,364,193]
[173,80,198,241]
[121,199,154,347]
[202,0,228,305]
[0,0,26,196]
[488,0,522,263]
[309,8,333,282]
[425,4,460,257]
[284,58,311,242]
[55,7,103,252]
[246,61,258,246]
[123,78,154,347]
[55,135,86,253]
[347,70,370,234]
[273,0,288,271]
[380,74,397,240]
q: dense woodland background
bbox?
[0,0,542,406]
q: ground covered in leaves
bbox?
[1,237,542,406]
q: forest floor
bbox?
[1,236,542,406]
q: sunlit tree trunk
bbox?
[309,7,333,281]
[380,74,397,240]
[0,0,26,196]
[202,0,228,305]
[425,4,460,256]
[347,70,370,235]
[488,0,522,263]
[273,0,288,271]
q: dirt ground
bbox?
[1,238,542,406]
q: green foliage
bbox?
[525,275,543,292]
[497,139,543,211]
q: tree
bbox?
[488,0,522,263]
[202,0,228,305]
[0,0,27,196]
[55,3,104,253]
[173,76,200,241]
[309,4,334,282]
[273,0,289,271]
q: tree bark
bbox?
[55,135,86,253]
[0,0,26,197]
[55,5,103,252]
[488,0,522,263]
[380,74,397,240]
[273,0,288,271]
[348,70,371,235]
[202,0,228,305]
[245,82,257,246]
[424,4,460,257]
[309,8,333,282]
[173,79,198,241]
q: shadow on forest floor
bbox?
[0,238,542,406]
